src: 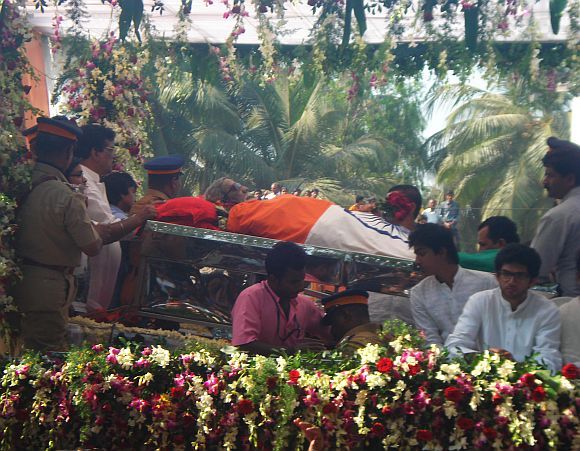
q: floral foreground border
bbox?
[0,324,578,450]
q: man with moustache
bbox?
[76,125,156,314]
[531,137,580,296]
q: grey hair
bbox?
[204,177,230,203]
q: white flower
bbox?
[391,380,406,401]
[276,356,287,373]
[559,377,574,393]
[117,347,134,370]
[469,386,482,411]
[150,345,171,368]
[437,363,462,382]
[471,359,491,377]
[366,373,388,389]
[389,336,405,353]
[443,400,457,418]
[357,344,381,365]
[497,360,516,380]
[137,372,153,386]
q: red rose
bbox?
[385,191,414,221]
[288,369,300,384]
[416,429,433,441]
[457,417,474,430]
[371,422,386,437]
[444,386,464,403]
[519,373,536,387]
[562,363,578,380]
[376,357,393,373]
[531,386,546,402]
[237,399,254,415]
[408,364,421,376]
[483,427,497,440]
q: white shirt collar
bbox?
[81,164,101,183]
[562,186,580,202]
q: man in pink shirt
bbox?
[231,241,330,354]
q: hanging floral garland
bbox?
[54,34,153,181]
[0,0,36,351]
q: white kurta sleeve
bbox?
[444,294,483,357]
[410,287,444,346]
[532,306,562,372]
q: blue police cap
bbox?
[37,116,83,141]
[321,289,369,325]
[143,155,185,175]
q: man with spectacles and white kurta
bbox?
[76,125,157,315]
[231,241,332,355]
[445,244,562,372]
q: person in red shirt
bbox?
[231,241,331,354]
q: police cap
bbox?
[143,155,185,175]
[37,116,83,141]
[321,289,369,325]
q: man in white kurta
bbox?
[77,125,121,313]
[409,224,497,346]
[81,163,121,313]
[446,244,562,372]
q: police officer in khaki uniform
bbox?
[321,289,383,354]
[118,155,185,306]
[130,155,185,215]
[12,117,103,352]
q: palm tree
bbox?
[425,81,571,241]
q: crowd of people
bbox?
[252,182,321,200]
[11,115,580,373]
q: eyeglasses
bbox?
[69,172,83,178]
[103,146,116,154]
[498,270,530,281]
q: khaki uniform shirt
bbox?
[130,189,168,216]
[337,322,383,354]
[16,162,99,267]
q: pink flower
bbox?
[180,354,193,366]
[303,387,320,407]
[130,398,149,413]
[92,344,104,353]
[15,365,29,378]
[204,373,220,395]
[134,358,150,369]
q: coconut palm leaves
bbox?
[426,82,570,240]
